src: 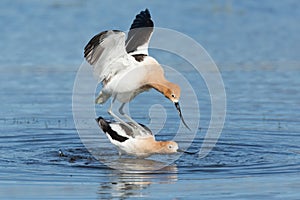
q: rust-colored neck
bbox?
[140,140,168,154]
[148,80,170,95]
[151,141,171,154]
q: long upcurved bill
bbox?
[177,149,199,154]
[174,102,191,130]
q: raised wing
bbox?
[84,30,132,82]
[125,9,154,55]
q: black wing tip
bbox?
[130,8,153,30]
[137,8,151,18]
[84,30,123,64]
[143,8,151,17]
[83,31,106,64]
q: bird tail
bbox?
[96,117,128,142]
[96,117,109,132]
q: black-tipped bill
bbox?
[174,102,191,130]
[177,149,198,154]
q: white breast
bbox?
[103,65,148,102]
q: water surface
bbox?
[1,0,300,199]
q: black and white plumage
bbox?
[84,9,189,133]
[84,9,154,90]
[126,9,153,55]
[96,117,179,158]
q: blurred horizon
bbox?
[1,0,299,70]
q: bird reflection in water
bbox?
[98,164,178,199]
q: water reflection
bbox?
[98,156,178,173]
[98,163,178,199]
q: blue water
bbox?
[1,0,300,199]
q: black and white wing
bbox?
[97,117,129,143]
[97,117,153,143]
[84,9,154,82]
[84,30,134,82]
[125,9,154,55]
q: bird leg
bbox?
[118,103,148,135]
[107,97,133,131]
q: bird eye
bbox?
[171,94,175,98]
[168,145,173,149]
